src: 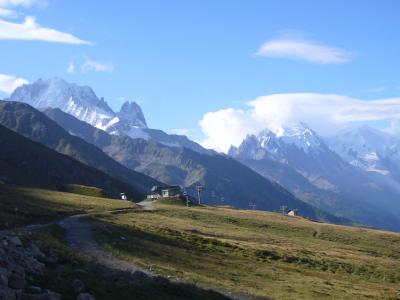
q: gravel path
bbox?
[137,200,156,211]
[58,212,151,275]
[16,202,247,300]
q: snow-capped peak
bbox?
[9,77,115,129]
[269,122,322,152]
[102,100,149,139]
[327,124,400,176]
[230,123,327,162]
[8,77,207,153]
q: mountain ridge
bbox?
[229,123,400,230]
[42,106,345,224]
[0,123,143,199]
[9,77,208,153]
[0,100,161,197]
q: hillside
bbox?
[1,185,399,299]
[0,125,144,200]
[43,107,345,223]
[93,200,400,299]
[0,100,161,195]
[0,185,228,300]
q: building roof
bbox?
[151,185,181,192]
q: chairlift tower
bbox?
[196,185,205,205]
[280,205,288,215]
[249,202,256,210]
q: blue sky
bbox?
[1,0,400,149]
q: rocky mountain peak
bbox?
[117,101,147,128]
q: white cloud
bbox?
[0,0,45,7]
[0,73,28,94]
[66,61,75,74]
[255,37,353,64]
[200,93,400,152]
[0,16,90,44]
[82,59,113,72]
[0,7,16,17]
[167,128,196,136]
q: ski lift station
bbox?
[147,185,182,199]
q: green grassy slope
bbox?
[59,184,109,198]
[91,201,400,299]
[1,184,399,299]
[0,184,134,229]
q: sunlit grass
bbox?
[0,184,134,229]
[92,202,400,299]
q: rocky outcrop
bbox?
[0,232,62,300]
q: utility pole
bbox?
[183,189,189,207]
[249,202,256,210]
[196,185,205,205]
[14,207,18,230]
[280,205,288,215]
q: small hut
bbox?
[287,209,299,216]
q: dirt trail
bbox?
[10,202,247,300]
[59,203,155,273]
[58,213,151,275]
[137,200,156,211]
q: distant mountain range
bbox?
[5,77,400,230]
[9,77,207,154]
[229,123,400,230]
[42,106,341,222]
[328,125,400,179]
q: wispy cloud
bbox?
[0,73,28,94]
[255,35,354,64]
[0,0,46,7]
[66,61,75,74]
[0,16,91,44]
[0,0,46,18]
[82,59,113,72]
[0,7,16,17]
[167,128,196,136]
[200,93,400,152]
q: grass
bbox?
[91,202,400,299]
[27,225,231,300]
[0,184,134,229]
[59,184,109,198]
[156,196,198,206]
[3,184,400,299]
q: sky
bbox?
[1,0,400,152]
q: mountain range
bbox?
[0,100,160,197]
[3,78,344,223]
[0,123,142,199]
[41,106,342,222]
[9,77,207,154]
[229,123,400,230]
[4,77,400,230]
